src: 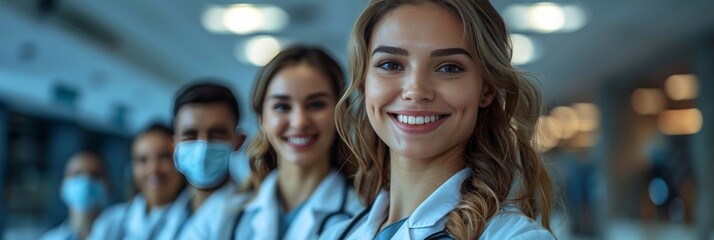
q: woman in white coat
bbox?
[89,124,189,240]
[231,45,363,240]
[322,0,556,239]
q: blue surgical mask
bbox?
[61,175,109,212]
[174,140,233,189]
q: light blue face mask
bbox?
[61,175,109,212]
[174,140,233,189]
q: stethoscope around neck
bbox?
[229,179,354,239]
[336,205,454,240]
[316,179,354,235]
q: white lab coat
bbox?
[176,182,246,240]
[232,170,363,240]
[40,222,75,240]
[88,189,191,240]
[320,168,555,240]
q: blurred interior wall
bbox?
[45,123,85,227]
[0,105,7,236]
[692,39,714,239]
[592,78,634,237]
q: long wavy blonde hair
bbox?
[335,0,553,238]
[243,45,353,192]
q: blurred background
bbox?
[1,0,713,239]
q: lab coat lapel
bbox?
[284,171,342,239]
[309,171,344,214]
[126,194,151,239]
[286,206,316,240]
[246,172,280,240]
[401,168,471,239]
[155,189,191,240]
[352,189,390,240]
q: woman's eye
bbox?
[273,103,290,112]
[377,61,403,71]
[133,157,147,165]
[307,101,326,110]
[437,64,463,74]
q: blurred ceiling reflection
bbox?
[0,0,713,132]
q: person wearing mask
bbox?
[322,0,556,239]
[170,81,248,239]
[225,45,363,240]
[89,124,188,240]
[42,150,110,240]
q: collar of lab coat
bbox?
[244,170,279,212]
[243,171,280,239]
[244,169,344,212]
[352,168,472,239]
[301,170,346,214]
[408,168,471,228]
[125,190,190,238]
[243,169,345,239]
[194,181,235,213]
[126,194,150,234]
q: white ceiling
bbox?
[1,0,713,134]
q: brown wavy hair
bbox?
[335,0,554,239]
[243,45,353,192]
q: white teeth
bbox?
[395,114,441,125]
[287,137,311,145]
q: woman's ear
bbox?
[479,84,496,107]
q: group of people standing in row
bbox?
[43,0,557,239]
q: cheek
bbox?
[443,84,483,135]
[452,92,481,112]
[261,113,281,135]
[316,110,336,135]
[442,80,482,110]
[132,165,143,178]
[158,161,175,173]
[365,77,397,118]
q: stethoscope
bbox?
[229,180,354,239]
[336,205,454,240]
[316,179,354,235]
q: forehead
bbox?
[65,153,103,176]
[175,103,236,130]
[133,131,173,151]
[370,3,467,51]
[266,63,335,98]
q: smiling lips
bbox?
[146,175,164,189]
[284,135,318,149]
[389,111,448,133]
[395,114,442,124]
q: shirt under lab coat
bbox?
[320,168,556,240]
[88,189,191,240]
[40,222,76,240]
[232,170,363,240]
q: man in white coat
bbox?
[170,82,248,239]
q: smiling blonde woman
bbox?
[322,0,555,239]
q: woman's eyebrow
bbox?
[372,45,409,56]
[430,48,472,58]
